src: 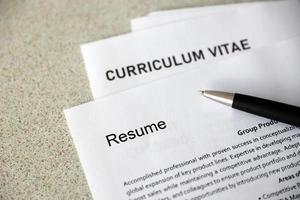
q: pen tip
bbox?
[198,90,205,95]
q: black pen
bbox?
[200,90,300,127]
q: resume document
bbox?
[65,38,300,200]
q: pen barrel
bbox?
[232,93,300,127]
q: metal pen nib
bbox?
[200,90,234,106]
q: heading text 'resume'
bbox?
[105,121,167,147]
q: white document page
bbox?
[81,1,300,99]
[130,1,287,31]
[67,38,300,200]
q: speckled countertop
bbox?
[0,0,261,199]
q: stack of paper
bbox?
[65,1,300,199]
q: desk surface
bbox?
[0,0,262,199]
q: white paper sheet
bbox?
[81,1,300,99]
[67,37,300,200]
[131,1,285,31]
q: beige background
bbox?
[0,0,265,199]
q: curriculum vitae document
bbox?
[81,0,300,99]
[130,0,292,31]
[66,38,300,200]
